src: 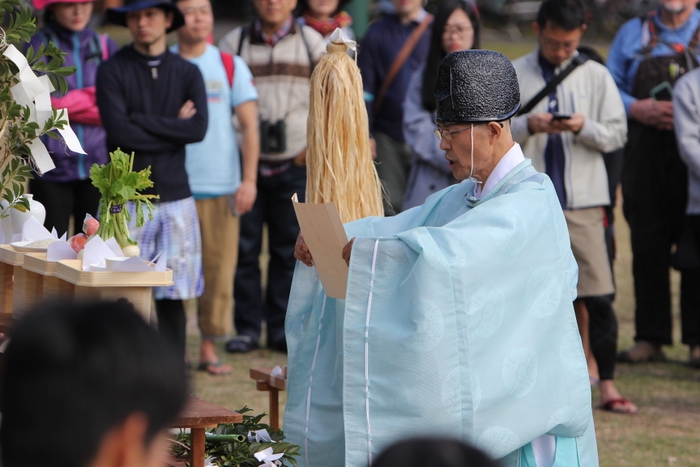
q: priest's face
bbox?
[437,122,501,182]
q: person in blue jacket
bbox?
[28,0,119,236]
[607,0,700,364]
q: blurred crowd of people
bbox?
[21,0,700,378]
[23,0,700,404]
[7,0,700,465]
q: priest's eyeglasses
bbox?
[433,126,471,141]
[434,121,505,140]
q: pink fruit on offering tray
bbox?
[83,214,100,237]
[69,233,88,253]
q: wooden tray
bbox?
[55,260,173,287]
[54,260,173,321]
[22,252,57,276]
[0,244,26,267]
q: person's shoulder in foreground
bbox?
[0,299,188,467]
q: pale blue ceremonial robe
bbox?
[284,145,598,467]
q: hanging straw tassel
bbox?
[306,36,384,223]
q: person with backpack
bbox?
[173,0,260,375]
[607,0,700,365]
[28,0,119,236]
[219,0,324,354]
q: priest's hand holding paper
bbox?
[341,237,355,266]
[294,233,356,267]
[294,233,314,267]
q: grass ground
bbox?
[182,39,700,467]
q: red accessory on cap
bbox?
[32,0,94,10]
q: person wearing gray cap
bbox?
[289,50,598,467]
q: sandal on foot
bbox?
[196,360,232,376]
[600,397,638,414]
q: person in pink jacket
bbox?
[28,0,118,236]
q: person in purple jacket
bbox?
[28,0,119,236]
[402,0,480,210]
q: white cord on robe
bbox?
[364,239,380,466]
[468,123,482,184]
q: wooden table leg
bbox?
[256,380,280,429]
[191,428,205,467]
[269,388,279,429]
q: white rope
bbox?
[304,294,327,467]
[364,239,380,466]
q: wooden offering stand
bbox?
[0,244,38,317]
[0,244,174,320]
[54,259,173,320]
[23,252,73,307]
[250,367,287,429]
[168,396,243,467]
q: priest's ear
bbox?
[486,120,505,137]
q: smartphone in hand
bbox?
[551,113,572,121]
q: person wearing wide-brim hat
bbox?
[289,50,599,467]
[97,0,208,365]
[105,0,185,34]
[27,0,119,237]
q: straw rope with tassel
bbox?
[305,31,384,223]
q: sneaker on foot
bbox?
[225,335,259,354]
[617,341,666,363]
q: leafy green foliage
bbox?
[1,157,32,213]
[90,149,159,248]
[171,407,301,467]
[0,2,77,217]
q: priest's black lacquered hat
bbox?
[435,50,521,124]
